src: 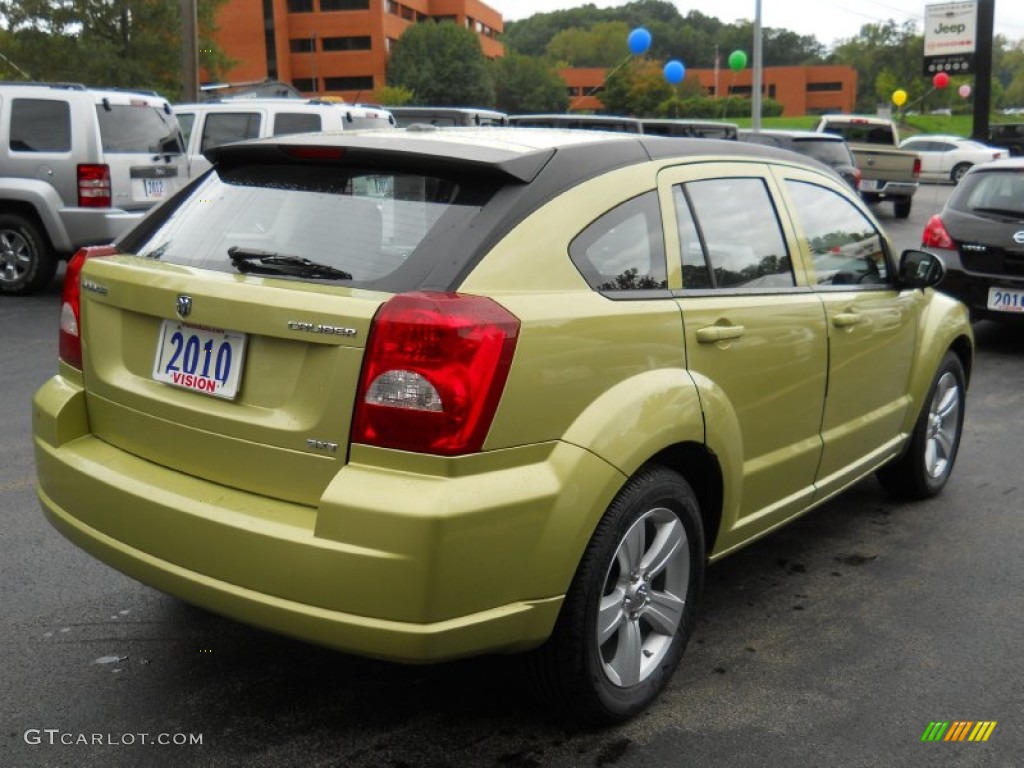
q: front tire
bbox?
[530,466,705,725]
[0,214,56,295]
[877,352,966,500]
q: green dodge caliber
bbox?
[33,127,973,723]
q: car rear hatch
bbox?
[94,94,188,210]
[943,168,1024,276]
[73,134,551,506]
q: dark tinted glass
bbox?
[96,105,183,153]
[272,113,322,136]
[790,138,852,166]
[10,99,71,152]
[200,113,261,153]
[123,163,499,292]
[569,192,667,291]
[685,177,794,289]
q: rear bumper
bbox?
[57,207,148,254]
[861,180,917,198]
[933,248,1024,322]
[33,375,624,661]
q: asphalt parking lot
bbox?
[2,183,1021,767]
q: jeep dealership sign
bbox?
[923,2,978,76]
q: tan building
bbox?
[209,0,503,102]
[562,65,858,117]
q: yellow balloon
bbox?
[892,89,908,107]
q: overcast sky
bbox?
[486,1,1024,48]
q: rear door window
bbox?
[10,99,71,152]
[272,113,322,136]
[200,112,262,153]
[676,177,794,289]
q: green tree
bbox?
[831,20,923,112]
[386,21,495,107]
[0,0,231,99]
[491,52,568,113]
[602,58,674,117]
[374,85,414,107]
[546,21,630,67]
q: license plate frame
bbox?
[133,177,166,201]
[152,320,247,399]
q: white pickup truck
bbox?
[815,114,920,219]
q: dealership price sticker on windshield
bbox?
[152,320,247,399]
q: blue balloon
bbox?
[664,60,686,85]
[628,27,652,55]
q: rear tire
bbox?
[877,352,966,500]
[893,197,912,219]
[950,163,972,184]
[529,465,704,725]
[0,214,57,295]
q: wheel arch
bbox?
[646,443,724,557]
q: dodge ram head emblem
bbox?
[176,294,193,319]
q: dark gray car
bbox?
[921,157,1024,322]
[739,129,860,191]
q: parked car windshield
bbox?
[96,104,185,154]
[126,162,499,289]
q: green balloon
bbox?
[728,50,748,71]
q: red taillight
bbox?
[77,164,111,208]
[59,245,118,369]
[912,157,922,178]
[352,292,520,456]
[284,147,346,161]
[922,214,955,250]
[853,167,862,190]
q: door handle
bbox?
[696,325,746,343]
[832,312,862,328]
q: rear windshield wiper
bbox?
[228,246,353,281]
[969,206,1024,220]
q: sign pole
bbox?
[972,0,994,141]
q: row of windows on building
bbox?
[283,0,499,39]
[290,36,372,53]
[292,76,375,92]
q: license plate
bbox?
[134,178,165,200]
[987,286,1024,313]
[860,179,878,192]
[152,320,247,399]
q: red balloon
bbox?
[933,72,950,89]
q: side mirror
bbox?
[899,249,945,289]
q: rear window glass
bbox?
[96,104,184,154]
[791,138,852,165]
[821,122,894,145]
[123,162,499,291]
[949,170,1024,217]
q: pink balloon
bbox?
[958,84,972,98]
[933,72,950,89]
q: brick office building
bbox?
[209,0,503,102]
[563,64,858,117]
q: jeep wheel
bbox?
[893,197,912,219]
[877,352,966,500]
[0,214,57,295]
[530,466,704,725]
